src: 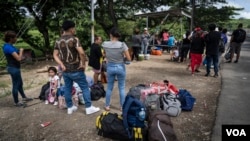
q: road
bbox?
[211,36,250,141]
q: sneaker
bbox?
[226,60,232,63]
[67,105,78,115]
[214,74,219,78]
[205,73,210,77]
[234,60,238,63]
[195,69,201,73]
[45,100,49,105]
[53,101,58,106]
[86,106,100,115]
[23,97,33,102]
[14,102,26,107]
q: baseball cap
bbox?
[144,28,148,31]
[62,20,75,31]
[195,27,201,31]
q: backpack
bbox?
[218,37,225,53]
[38,82,50,101]
[122,95,146,139]
[96,112,129,140]
[144,93,161,111]
[235,29,246,43]
[96,111,147,141]
[224,46,232,60]
[161,93,181,117]
[147,110,178,141]
[90,82,106,101]
[177,89,196,111]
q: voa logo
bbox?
[226,129,247,136]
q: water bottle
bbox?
[138,108,146,121]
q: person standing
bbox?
[88,35,103,84]
[2,31,33,107]
[189,30,205,76]
[227,23,246,63]
[204,23,221,77]
[218,28,228,66]
[102,27,131,111]
[53,20,100,115]
[131,28,141,61]
[141,28,150,56]
[179,30,191,62]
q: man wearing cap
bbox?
[141,28,150,56]
[53,20,100,115]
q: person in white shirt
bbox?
[170,46,179,61]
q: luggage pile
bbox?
[96,80,196,141]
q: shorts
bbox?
[92,66,102,74]
[231,42,242,54]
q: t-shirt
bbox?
[163,32,169,41]
[102,41,128,63]
[204,31,221,55]
[49,75,60,89]
[141,33,150,45]
[173,49,179,57]
[232,29,246,43]
[2,43,20,68]
[54,35,83,72]
[167,36,175,47]
[132,34,141,47]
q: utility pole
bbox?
[91,0,94,44]
[191,0,195,31]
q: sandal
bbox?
[104,106,110,111]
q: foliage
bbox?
[0,0,248,60]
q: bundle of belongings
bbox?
[96,80,196,141]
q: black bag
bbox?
[38,82,50,101]
[96,112,147,141]
[224,46,232,60]
[218,38,225,53]
[90,82,106,101]
[235,29,246,43]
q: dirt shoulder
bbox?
[0,54,220,141]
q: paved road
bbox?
[211,36,250,141]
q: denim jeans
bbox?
[206,54,219,75]
[105,63,126,108]
[62,71,91,108]
[7,67,26,103]
[141,43,148,55]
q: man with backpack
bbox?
[227,23,246,63]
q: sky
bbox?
[142,0,250,19]
[219,0,250,19]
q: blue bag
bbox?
[122,95,146,139]
[177,89,196,111]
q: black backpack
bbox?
[218,37,225,53]
[38,82,50,101]
[90,82,106,101]
[235,29,246,43]
[96,112,147,141]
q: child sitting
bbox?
[45,66,60,105]
[170,46,179,61]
